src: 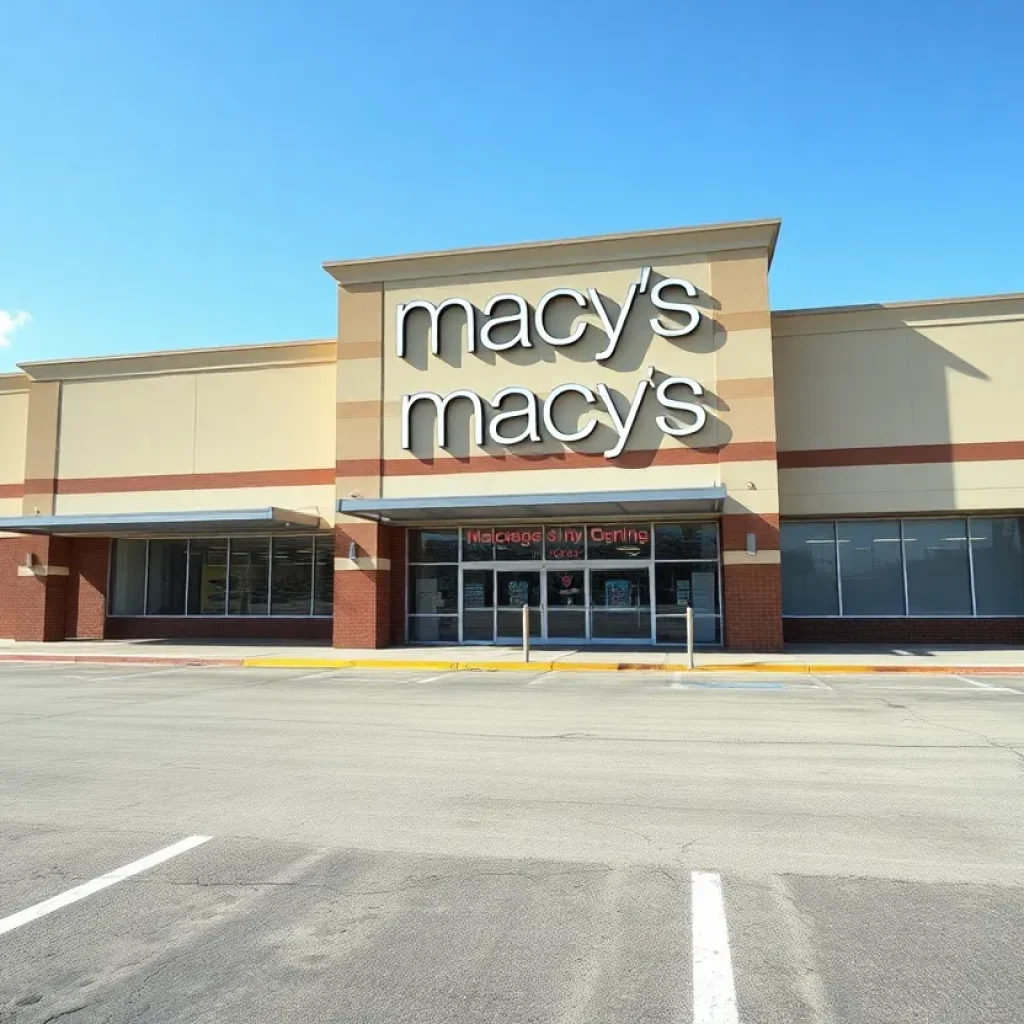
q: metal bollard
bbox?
[686,604,695,670]
[522,603,530,663]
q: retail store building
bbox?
[1,218,1022,649]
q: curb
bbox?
[0,653,1021,676]
[238,657,1024,676]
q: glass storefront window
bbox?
[270,536,314,615]
[781,522,839,616]
[312,535,335,616]
[654,563,719,616]
[108,535,331,618]
[187,540,228,615]
[971,517,1024,615]
[409,529,459,563]
[654,523,718,561]
[904,518,972,616]
[228,538,270,615]
[109,539,147,615]
[409,565,458,615]
[780,515,1024,620]
[836,520,905,616]
[147,540,188,615]
[586,524,651,560]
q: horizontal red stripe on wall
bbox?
[778,440,1024,470]
[337,441,777,478]
[40,468,335,495]
[0,483,25,499]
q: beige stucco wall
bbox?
[0,379,29,488]
[774,296,1024,516]
[52,484,337,524]
[779,460,1024,517]
[55,360,337,480]
[774,297,1024,451]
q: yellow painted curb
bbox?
[240,657,1023,675]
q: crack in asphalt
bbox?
[878,698,1024,777]
[38,1006,90,1024]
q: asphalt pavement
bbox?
[1,663,1023,1023]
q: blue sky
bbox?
[1,0,1021,370]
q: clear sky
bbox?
[1,0,1022,370]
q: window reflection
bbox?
[108,536,332,618]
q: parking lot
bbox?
[1,663,1023,1023]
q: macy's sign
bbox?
[397,266,707,459]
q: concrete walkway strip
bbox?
[692,871,739,1024]
[0,835,212,937]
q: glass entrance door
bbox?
[545,568,587,640]
[495,570,541,642]
[590,568,652,641]
[461,568,494,643]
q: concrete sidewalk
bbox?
[0,638,1023,674]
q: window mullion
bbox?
[966,516,978,617]
[900,519,910,616]
[833,521,843,617]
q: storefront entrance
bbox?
[462,566,654,644]
[407,523,722,646]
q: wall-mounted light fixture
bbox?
[347,541,357,560]
[24,552,35,568]
[746,533,757,556]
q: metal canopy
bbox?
[0,507,322,537]
[338,486,727,524]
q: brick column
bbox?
[65,538,110,640]
[332,280,390,648]
[1,534,71,642]
[333,521,395,648]
[720,513,783,651]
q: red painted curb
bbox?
[0,654,245,668]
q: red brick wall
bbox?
[723,562,784,651]
[107,616,332,641]
[0,535,70,641]
[332,522,399,648]
[784,617,1024,645]
[64,538,109,640]
[0,537,19,639]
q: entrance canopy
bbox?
[0,507,322,537]
[339,485,727,524]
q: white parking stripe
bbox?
[0,835,212,937]
[416,673,457,685]
[692,871,739,1024]
[953,675,1017,692]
